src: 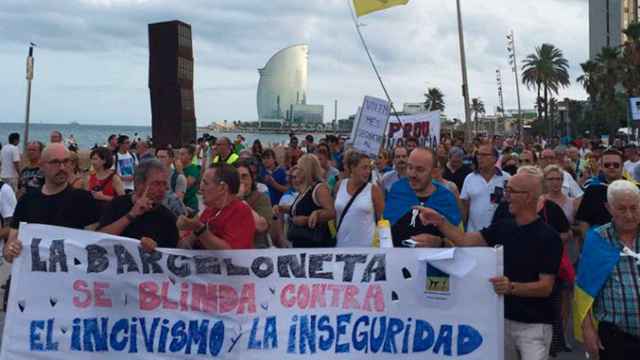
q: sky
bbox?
[0,0,589,126]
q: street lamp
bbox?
[506,31,523,139]
[455,0,472,144]
[496,69,505,136]
[24,43,37,151]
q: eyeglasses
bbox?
[545,177,563,182]
[603,162,621,169]
[47,158,72,167]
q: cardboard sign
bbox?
[351,96,390,157]
[386,112,441,150]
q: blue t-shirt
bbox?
[261,166,287,205]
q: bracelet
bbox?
[125,213,137,222]
[194,223,207,237]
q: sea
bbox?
[0,122,299,149]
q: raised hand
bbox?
[413,206,445,227]
[130,187,154,218]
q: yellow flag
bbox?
[353,0,410,17]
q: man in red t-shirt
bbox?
[178,163,255,249]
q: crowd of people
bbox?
[0,128,639,359]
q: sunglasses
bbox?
[603,162,621,169]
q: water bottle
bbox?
[377,219,393,248]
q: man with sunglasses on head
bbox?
[576,149,628,231]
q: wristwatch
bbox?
[194,223,207,237]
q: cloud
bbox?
[0,0,590,126]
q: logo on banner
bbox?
[426,263,450,293]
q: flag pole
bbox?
[455,0,472,144]
[346,0,403,128]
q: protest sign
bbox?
[351,96,390,157]
[630,97,640,121]
[2,224,503,359]
[385,111,441,149]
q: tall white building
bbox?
[590,0,639,59]
[257,45,309,121]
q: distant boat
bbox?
[69,121,80,126]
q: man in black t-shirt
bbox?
[415,170,562,360]
[576,149,625,231]
[2,143,101,343]
[98,159,179,249]
[4,144,101,263]
[442,146,472,191]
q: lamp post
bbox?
[496,69,505,137]
[24,43,36,152]
[456,0,472,144]
[506,31,523,139]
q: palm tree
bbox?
[577,60,600,100]
[622,22,640,98]
[577,60,602,135]
[424,87,445,112]
[521,43,571,137]
[521,58,543,123]
[596,47,623,139]
[471,98,485,135]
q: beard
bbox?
[50,171,69,185]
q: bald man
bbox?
[382,148,460,247]
[4,144,100,263]
[416,170,562,360]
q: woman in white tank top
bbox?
[335,151,385,247]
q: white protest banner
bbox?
[386,111,441,149]
[630,97,640,121]
[2,224,504,359]
[351,96,390,157]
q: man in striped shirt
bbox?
[579,180,640,359]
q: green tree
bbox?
[596,47,624,139]
[424,87,445,112]
[621,22,640,97]
[521,43,571,137]
[471,98,485,135]
[577,60,601,135]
